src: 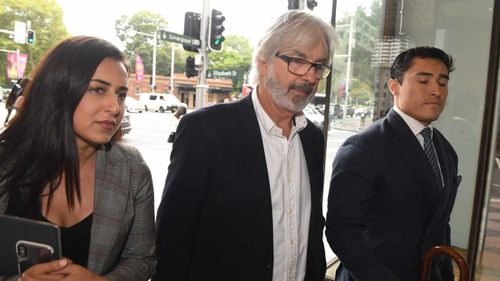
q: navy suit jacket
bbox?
[326,109,461,281]
[154,94,326,281]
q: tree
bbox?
[0,0,68,87]
[332,1,382,106]
[115,11,185,78]
[207,35,252,94]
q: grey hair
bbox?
[248,10,336,85]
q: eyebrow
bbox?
[91,79,129,91]
[416,72,450,80]
[90,78,111,86]
[291,50,329,64]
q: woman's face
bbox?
[73,58,128,149]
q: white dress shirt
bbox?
[252,87,311,281]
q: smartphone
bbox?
[16,240,56,274]
[0,215,61,276]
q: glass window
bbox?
[324,0,497,279]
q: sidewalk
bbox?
[330,116,374,132]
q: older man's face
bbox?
[263,43,329,113]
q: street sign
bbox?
[207,69,244,80]
[159,30,200,48]
[14,21,26,44]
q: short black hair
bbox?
[390,46,455,82]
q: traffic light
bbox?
[209,9,225,51]
[26,29,35,45]
[183,12,201,53]
[307,0,318,10]
[185,56,198,78]
[288,0,299,10]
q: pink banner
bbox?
[17,53,28,78]
[135,54,144,82]
[6,53,18,80]
[6,52,28,80]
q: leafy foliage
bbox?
[208,35,252,94]
[0,0,68,87]
[331,1,382,106]
[115,11,187,76]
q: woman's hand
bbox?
[54,264,107,281]
[19,258,71,280]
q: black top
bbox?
[6,190,92,267]
[41,214,92,267]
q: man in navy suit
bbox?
[154,10,336,281]
[326,47,461,281]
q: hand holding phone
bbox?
[16,240,56,274]
[18,258,71,280]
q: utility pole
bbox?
[342,16,354,125]
[135,30,158,93]
[170,44,175,94]
[195,0,210,109]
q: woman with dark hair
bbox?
[0,36,155,280]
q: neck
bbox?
[257,86,295,137]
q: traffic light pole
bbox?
[195,0,211,109]
[170,44,175,94]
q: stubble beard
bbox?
[263,70,315,113]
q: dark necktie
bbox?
[420,127,443,188]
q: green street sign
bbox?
[207,69,244,80]
[159,30,201,48]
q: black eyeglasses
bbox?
[276,54,331,79]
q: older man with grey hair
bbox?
[154,10,336,281]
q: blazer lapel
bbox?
[423,132,460,241]
[87,146,130,274]
[237,94,274,254]
[386,110,440,208]
[299,123,323,217]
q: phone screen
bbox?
[16,240,55,274]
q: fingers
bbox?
[20,259,71,280]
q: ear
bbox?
[257,60,269,80]
[14,95,25,109]
[388,79,400,97]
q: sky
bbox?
[56,0,374,49]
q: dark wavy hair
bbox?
[390,46,455,83]
[0,36,129,215]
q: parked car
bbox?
[121,112,132,135]
[304,104,325,129]
[125,97,143,113]
[139,93,187,113]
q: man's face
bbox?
[260,43,329,113]
[389,57,449,126]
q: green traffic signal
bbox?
[209,9,225,51]
[26,29,35,45]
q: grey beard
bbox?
[264,72,315,113]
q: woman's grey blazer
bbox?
[0,142,156,281]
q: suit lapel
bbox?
[386,110,440,208]
[423,131,459,240]
[87,146,130,274]
[237,94,274,254]
[299,123,323,217]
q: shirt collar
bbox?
[251,85,307,137]
[392,106,434,136]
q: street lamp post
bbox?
[135,30,158,93]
